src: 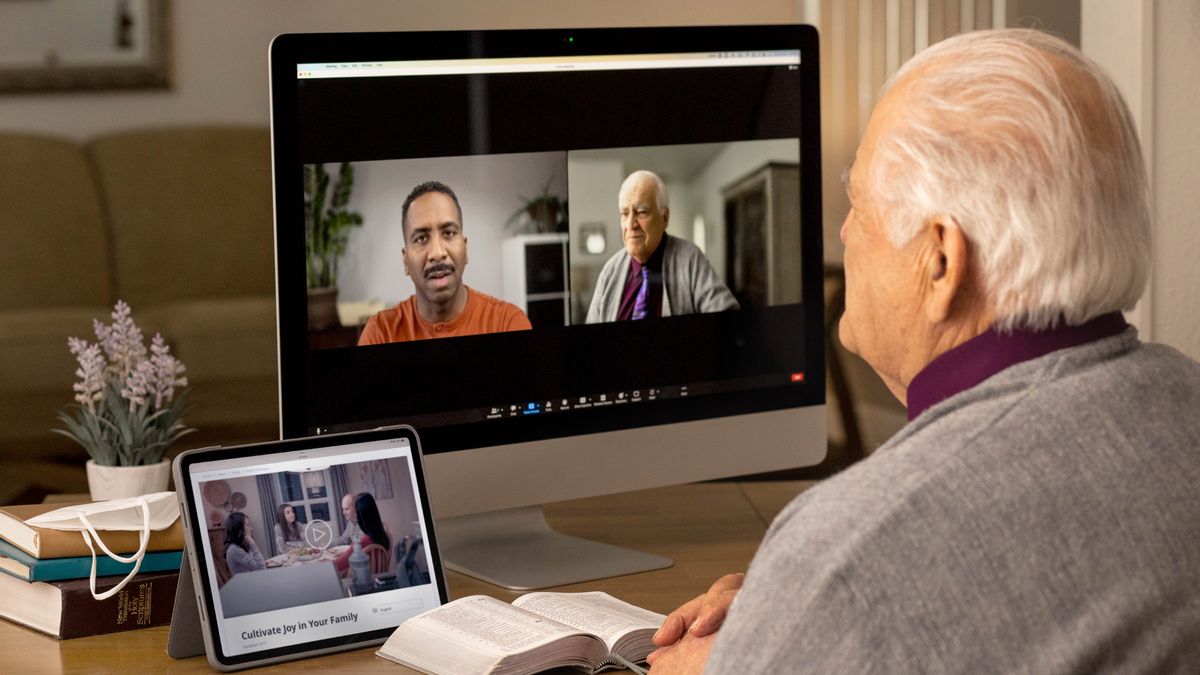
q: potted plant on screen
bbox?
[505,177,568,235]
[304,162,364,330]
[55,301,193,500]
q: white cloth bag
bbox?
[25,492,179,600]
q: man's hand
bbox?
[646,630,717,674]
[648,572,744,662]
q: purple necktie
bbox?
[631,267,650,320]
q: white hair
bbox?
[867,29,1150,331]
[618,170,669,214]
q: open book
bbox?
[377,591,666,674]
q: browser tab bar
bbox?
[298,50,800,80]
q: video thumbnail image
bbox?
[197,458,430,618]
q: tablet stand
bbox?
[167,548,207,659]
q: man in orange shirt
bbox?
[358,181,532,344]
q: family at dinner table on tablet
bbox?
[222,492,406,582]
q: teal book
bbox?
[0,538,182,582]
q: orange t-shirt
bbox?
[358,287,532,345]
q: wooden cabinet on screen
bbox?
[722,162,802,308]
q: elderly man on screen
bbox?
[585,170,738,323]
[646,29,1200,674]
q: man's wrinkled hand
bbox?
[646,629,716,674]
[649,572,744,657]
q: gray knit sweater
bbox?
[708,329,1200,673]
[585,234,738,323]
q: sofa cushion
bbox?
[138,297,279,383]
[0,306,114,394]
[0,134,113,310]
[88,127,276,307]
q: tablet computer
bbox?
[172,425,447,671]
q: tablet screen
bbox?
[177,427,446,667]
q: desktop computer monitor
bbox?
[269,24,825,589]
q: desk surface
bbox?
[1,481,814,674]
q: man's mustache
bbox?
[424,262,456,279]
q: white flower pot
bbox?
[86,459,171,501]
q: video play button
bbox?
[306,520,334,549]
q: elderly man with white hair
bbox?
[585,169,738,323]
[646,29,1200,674]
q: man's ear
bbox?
[924,215,969,324]
[402,247,410,278]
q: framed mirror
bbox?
[0,0,170,93]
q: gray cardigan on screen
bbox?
[585,234,738,323]
[709,329,1200,673]
[225,541,266,576]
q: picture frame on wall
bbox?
[0,0,170,93]
[358,460,393,500]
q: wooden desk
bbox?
[1,481,815,673]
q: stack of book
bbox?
[0,501,184,639]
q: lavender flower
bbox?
[56,301,193,466]
[149,333,188,409]
[121,334,188,411]
[121,360,154,410]
[68,337,105,413]
[96,300,147,380]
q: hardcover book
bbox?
[0,501,184,559]
[376,591,665,674]
[0,568,178,639]
[0,538,182,583]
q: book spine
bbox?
[35,528,185,559]
[25,550,183,582]
[54,572,179,639]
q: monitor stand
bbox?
[437,505,672,590]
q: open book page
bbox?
[513,591,666,659]
[377,595,607,675]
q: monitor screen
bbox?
[270,25,825,587]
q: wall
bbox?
[0,0,799,139]
[1151,2,1200,360]
[1081,0,1200,361]
[565,157,626,319]
[345,459,422,545]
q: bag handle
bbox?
[78,495,151,600]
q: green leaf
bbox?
[304,161,363,289]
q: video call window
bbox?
[308,138,802,349]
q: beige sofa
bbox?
[0,128,280,467]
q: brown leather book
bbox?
[0,568,178,639]
[0,502,184,559]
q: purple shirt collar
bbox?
[906,312,1129,421]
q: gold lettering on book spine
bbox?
[115,581,154,626]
